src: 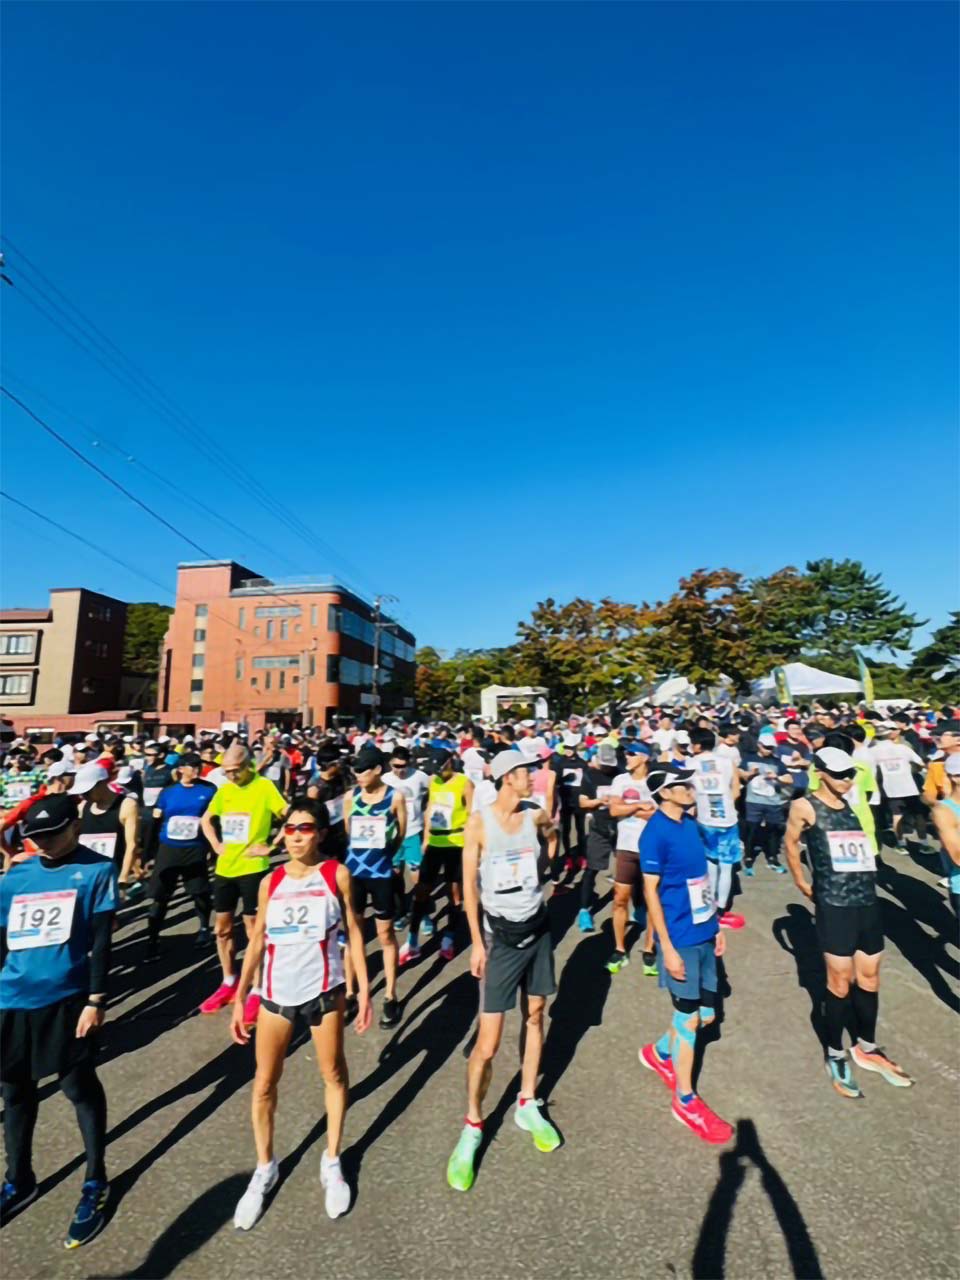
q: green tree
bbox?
[123,602,172,674]
[795,559,923,661]
[909,612,960,702]
[645,569,758,689]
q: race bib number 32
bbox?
[7,890,78,950]
[266,891,329,944]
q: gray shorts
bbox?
[481,927,556,1014]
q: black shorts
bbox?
[261,984,346,1027]
[419,843,463,889]
[585,830,615,872]
[151,846,209,900]
[213,870,268,917]
[816,900,884,958]
[887,796,923,818]
[481,928,556,1014]
[1,994,99,1083]
[614,850,641,888]
[351,876,395,921]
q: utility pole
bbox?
[299,640,317,729]
[370,593,399,726]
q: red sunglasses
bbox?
[284,822,318,835]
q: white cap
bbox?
[562,730,582,748]
[490,750,534,782]
[517,738,542,761]
[47,760,76,780]
[115,766,134,785]
[84,733,99,743]
[946,755,960,777]
[813,747,856,774]
[69,763,109,796]
[674,730,691,746]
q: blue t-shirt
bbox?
[153,780,216,850]
[639,808,718,948]
[0,847,117,1010]
[776,742,811,792]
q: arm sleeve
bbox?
[88,911,113,995]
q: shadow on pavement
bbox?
[539,927,612,1104]
[876,861,960,1014]
[772,903,827,1051]
[692,1118,824,1279]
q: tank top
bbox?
[479,806,543,924]
[79,791,127,870]
[806,793,876,908]
[346,785,397,879]
[427,773,470,848]
[942,799,960,893]
[263,861,344,1005]
[531,765,553,816]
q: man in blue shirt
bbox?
[0,794,116,1247]
[637,763,733,1145]
[147,752,216,961]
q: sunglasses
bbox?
[284,822,318,835]
[823,769,856,781]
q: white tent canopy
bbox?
[480,685,549,722]
[752,661,863,699]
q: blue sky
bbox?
[2,1,957,655]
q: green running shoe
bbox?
[641,950,659,977]
[514,1098,560,1152]
[606,950,629,974]
[447,1124,482,1191]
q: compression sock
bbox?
[824,990,850,1056]
[852,985,879,1047]
[655,1032,672,1061]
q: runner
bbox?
[576,741,620,932]
[383,746,430,930]
[607,742,657,974]
[72,763,141,897]
[1,752,45,815]
[404,751,472,964]
[740,729,791,876]
[342,744,406,1028]
[306,746,350,861]
[230,799,372,1228]
[447,751,559,1192]
[783,747,913,1097]
[139,742,176,874]
[689,727,747,929]
[871,720,928,852]
[146,752,216,960]
[557,731,589,873]
[930,755,960,923]
[199,744,288,1024]
[0,795,116,1246]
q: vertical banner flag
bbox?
[856,650,874,706]
[773,666,791,704]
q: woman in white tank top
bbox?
[229,800,372,1228]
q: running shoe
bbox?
[447,1124,482,1192]
[577,855,587,872]
[242,993,261,1027]
[671,1096,734,1144]
[125,881,145,903]
[825,1055,863,1098]
[514,1097,560,1151]
[639,1042,676,1091]
[562,856,575,876]
[199,981,237,1014]
[1,1179,38,1225]
[421,915,436,938]
[641,950,659,977]
[850,1045,914,1087]
[233,1162,278,1231]
[194,927,213,951]
[743,863,755,878]
[577,908,594,933]
[398,939,421,967]
[394,914,408,933]
[632,907,646,927]
[63,1179,110,1249]
[719,912,745,930]
[320,1152,350,1218]
[379,997,401,1029]
[606,950,629,974]
[440,933,456,961]
[344,995,359,1025]
[765,860,788,875]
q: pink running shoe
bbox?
[719,912,745,930]
[639,1043,676,1091]
[671,1095,734,1144]
[398,939,421,967]
[199,982,237,1015]
[242,992,261,1027]
[440,933,456,961]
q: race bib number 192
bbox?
[7,890,77,950]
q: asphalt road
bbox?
[2,844,958,1280]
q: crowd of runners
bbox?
[1,697,958,1243]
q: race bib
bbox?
[686,874,715,925]
[265,890,330,944]
[827,830,876,874]
[430,797,455,831]
[7,889,77,950]
[5,781,33,802]
[83,832,117,860]
[325,794,345,825]
[166,814,200,841]
[697,772,722,794]
[221,812,251,844]
[143,786,162,807]
[881,760,903,774]
[697,792,731,825]
[563,769,582,789]
[488,847,539,893]
[616,817,646,851]
[752,770,776,798]
[351,814,386,848]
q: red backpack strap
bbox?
[320,859,340,896]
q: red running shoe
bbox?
[199,981,237,1015]
[671,1095,734,1144]
[719,912,745,930]
[639,1043,676,1091]
[577,855,587,871]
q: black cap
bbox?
[932,719,960,736]
[646,763,696,796]
[179,752,203,768]
[21,794,79,838]
[353,744,384,772]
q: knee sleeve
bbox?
[700,990,717,1024]
[672,1007,699,1046]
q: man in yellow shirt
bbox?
[200,743,287,1024]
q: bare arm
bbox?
[534,808,557,863]
[462,812,485,976]
[337,863,372,1032]
[642,872,683,980]
[392,790,407,844]
[118,796,141,885]
[932,804,960,867]
[200,808,225,859]
[231,876,271,1043]
[784,797,814,898]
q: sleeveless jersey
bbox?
[806,793,876,909]
[427,773,470,849]
[79,791,127,870]
[263,861,344,1005]
[479,806,543,924]
[346,785,397,879]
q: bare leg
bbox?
[376,918,398,1001]
[519,994,546,1099]
[311,1000,349,1157]
[214,910,236,981]
[612,882,631,952]
[251,1007,294,1165]
[466,1012,504,1123]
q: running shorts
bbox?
[815,901,884,958]
[392,832,424,872]
[1,993,99,1083]
[481,929,556,1014]
[584,830,615,872]
[419,843,463,889]
[351,876,395,922]
[657,939,718,1002]
[261,984,346,1027]
[613,850,641,888]
[213,870,268,917]
[698,825,742,866]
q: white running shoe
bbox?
[320,1152,350,1218]
[233,1160,278,1231]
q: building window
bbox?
[105,607,112,621]
[266,620,274,641]
[191,679,204,692]
[254,606,301,619]
[254,625,260,637]
[0,674,31,695]
[238,607,246,629]
[236,657,244,680]
[193,629,206,642]
[280,620,288,640]
[295,624,301,633]
[278,671,285,691]
[195,604,208,618]
[252,656,299,669]
[192,654,204,668]
[311,605,318,627]
[309,654,316,677]
[189,702,202,712]
[0,634,34,655]
[328,605,341,632]
[326,655,340,683]
[265,671,272,691]
[251,677,258,687]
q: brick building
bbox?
[158,561,416,733]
